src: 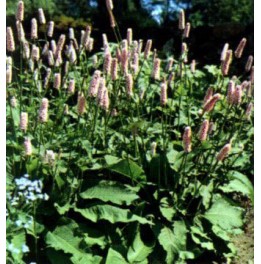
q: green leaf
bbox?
[26,158,39,174]
[75,205,153,225]
[159,197,176,222]
[105,248,128,264]
[108,158,146,181]
[203,196,244,232]
[80,181,139,205]
[199,181,214,209]
[157,221,187,264]
[45,221,102,264]
[219,171,254,204]
[127,229,154,263]
[105,155,121,165]
[190,226,214,250]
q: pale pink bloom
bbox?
[16,21,25,42]
[121,39,128,51]
[38,8,46,24]
[41,42,49,57]
[6,68,12,84]
[16,1,24,21]
[77,93,86,115]
[31,18,38,39]
[24,137,33,156]
[153,49,157,62]
[138,39,143,54]
[233,85,242,105]
[44,150,56,165]
[203,93,221,112]
[183,126,192,153]
[54,51,63,67]
[87,38,94,52]
[151,58,161,80]
[217,143,231,162]
[101,88,110,111]
[235,38,247,58]
[221,49,232,76]
[55,34,66,58]
[97,78,106,105]
[69,27,74,39]
[68,79,75,94]
[44,68,51,88]
[127,28,133,46]
[50,40,56,54]
[54,73,61,90]
[165,57,174,72]
[183,22,191,38]
[69,47,77,64]
[103,52,112,76]
[10,97,17,108]
[22,41,30,59]
[181,42,188,62]
[47,21,54,37]
[144,39,152,60]
[6,27,15,52]
[111,58,118,80]
[191,59,196,73]
[121,47,129,75]
[116,47,122,62]
[132,52,139,75]
[160,82,168,106]
[179,9,185,30]
[203,87,213,105]
[151,142,157,156]
[39,98,49,123]
[168,72,175,84]
[92,55,98,67]
[126,73,133,97]
[48,50,54,66]
[220,43,229,61]
[31,45,40,62]
[89,70,101,97]
[132,40,139,54]
[245,55,253,72]
[102,33,108,49]
[106,0,114,10]
[227,80,235,105]
[245,102,253,121]
[198,120,209,141]
[20,112,28,131]
[64,61,69,75]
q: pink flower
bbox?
[144,39,152,60]
[220,43,229,61]
[216,143,231,162]
[183,22,191,38]
[127,28,133,46]
[68,79,75,94]
[198,120,209,141]
[183,126,192,153]
[203,93,221,112]
[203,87,213,105]
[38,8,46,24]
[16,1,24,21]
[227,80,235,105]
[89,70,101,97]
[151,58,161,80]
[24,137,33,156]
[233,85,242,105]
[20,112,28,131]
[179,9,185,30]
[245,102,253,121]
[7,27,15,52]
[31,18,38,39]
[234,38,247,58]
[160,82,168,106]
[38,98,49,123]
[77,93,86,115]
[103,52,112,76]
[47,21,54,37]
[245,55,253,72]
[221,50,232,76]
[126,73,133,97]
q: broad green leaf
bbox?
[199,180,214,209]
[127,229,154,263]
[54,202,71,215]
[75,205,153,225]
[46,248,72,264]
[45,222,101,264]
[190,226,214,250]
[219,171,254,204]
[105,155,121,165]
[105,248,128,264]
[108,159,146,181]
[80,181,139,205]
[26,158,39,174]
[159,198,176,222]
[203,196,243,232]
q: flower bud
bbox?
[109,11,116,28]
[245,102,253,121]
[31,44,40,62]
[97,78,105,105]
[44,150,56,165]
[233,85,242,105]
[16,21,25,42]
[151,142,157,156]
[151,58,161,80]
[160,81,167,106]
[101,88,110,111]
[77,93,86,115]
[190,59,196,73]
[55,34,66,58]
[126,73,133,97]
[250,66,254,84]
[103,52,112,76]
[235,38,247,59]
[31,18,38,39]
[203,93,221,112]
[7,27,15,52]
[179,9,185,30]
[144,39,152,60]
[22,41,30,59]
[68,79,75,94]
[183,22,191,38]
[38,98,49,123]
[203,87,213,105]
[69,27,74,39]
[217,143,231,162]
[138,39,143,54]
[89,70,101,97]
[47,21,54,37]
[64,104,69,115]
[53,73,61,90]
[221,49,232,76]
[245,55,253,72]
[227,80,235,105]
[127,28,133,46]
[20,112,28,131]
[24,137,32,156]
[44,68,51,88]
[16,1,24,21]
[198,119,209,141]
[38,8,46,24]
[181,42,188,62]
[121,47,129,75]
[48,50,54,66]
[111,58,118,80]
[183,126,192,153]
[41,42,49,57]
[106,0,114,10]
[6,68,12,84]
[220,43,229,61]
[165,57,174,72]
[10,97,17,108]
[132,52,139,75]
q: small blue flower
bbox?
[22,244,29,253]
[15,220,22,227]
